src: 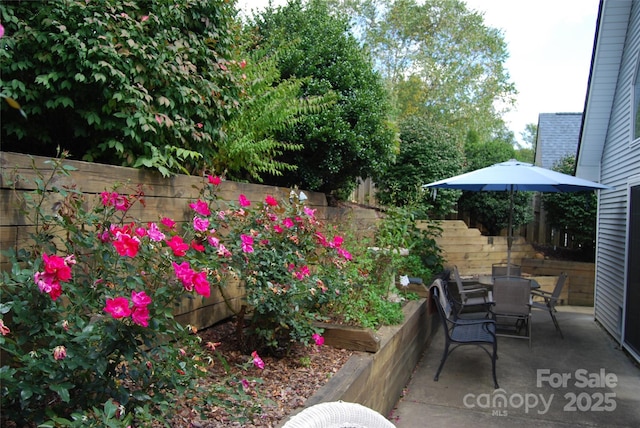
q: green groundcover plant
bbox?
[0,153,351,425]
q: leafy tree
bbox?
[0,0,241,176]
[376,115,464,216]
[249,0,396,198]
[214,44,335,182]
[458,132,532,235]
[331,0,517,142]
[463,130,516,171]
[515,123,537,162]
[542,155,597,258]
[521,123,538,148]
[459,190,532,236]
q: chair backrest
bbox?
[431,279,453,321]
[492,276,531,315]
[492,263,521,278]
[452,265,465,294]
[551,273,568,301]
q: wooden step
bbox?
[433,220,538,275]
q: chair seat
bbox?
[530,301,549,310]
[450,322,496,342]
[491,276,532,347]
[452,266,493,314]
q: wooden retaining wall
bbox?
[295,298,437,421]
[428,220,595,306]
[427,220,538,274]
[0,152,382,329]
[521,258,596,306]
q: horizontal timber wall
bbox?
[426,220,595,306]
[292,298,438,421]
[0,152,383,329]
[521,258,595,306]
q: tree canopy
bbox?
[248,0,396,198]
[1,0,241,176]
[376,115,464,216]
[457,132,532,236]
[332,0,517,142]
[542,155,597,258]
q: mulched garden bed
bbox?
[165,318,354,427]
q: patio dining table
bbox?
[477,275,541,290]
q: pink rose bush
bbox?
[1,156,353,424]
[224,192,352,351]
[0,162,235,424]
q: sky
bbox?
[238,0,601,145]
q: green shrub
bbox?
[0,153,343,424]
[1,155,216,424]
[223,191,350,353]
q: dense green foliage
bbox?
[249,0,396,197]
[542,155,597,257]
[458,132,532,235]
[0,0,241,176]
[214,45,335,182]
[323,205,444,329]
[376,115,464,216]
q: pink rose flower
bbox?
[282,218,294,229]
[173,261,194,290]
[191,240,205,252]
[337,248,353,261]
[42,253,72,282]
[240,234,254,253]
[192,271,211,297]
[131,290,151,307]
[147,222,165,241]
[265,195,278,206]
[251,351,265,369]
[238,194,251,207]
[189,199,211,216]
[104,297,132,319]
[312,333,324,346]
[166,235,189,257]
[112,233,140,257]
[160,217,176,229]
[193,216,209,232]
[131,305,150,327]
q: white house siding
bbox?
[591,1,640,345]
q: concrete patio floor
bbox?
[389,306,640,427]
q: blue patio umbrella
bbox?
[423,159,612,274]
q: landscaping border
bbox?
[281,297,438,425]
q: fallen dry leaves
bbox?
[164,319,354,427]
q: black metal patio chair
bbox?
[430,279,499,389]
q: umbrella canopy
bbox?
[424,159,611,192]
[423,159,612,274]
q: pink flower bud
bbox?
[53,345,67,360]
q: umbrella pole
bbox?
[507,186,514,276]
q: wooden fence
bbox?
[0,152,383,330]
